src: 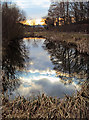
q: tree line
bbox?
[2,2,25,41]
[45,0,89,28]
[44,39,89,84]
[2,2,28,92]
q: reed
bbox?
[25,31,89,55]
[2,81,89,119]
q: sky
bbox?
[12,0,51,19]
[2,0,88,19]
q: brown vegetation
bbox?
[46,1,89,28]
[2,2,28,91]
[25,31,89,55]
[2,81,89,119]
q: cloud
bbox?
[15,68,80,98]
[2,0,51,18]
[34,78,77,97]
[12,0,50,9]
[12,77,78,98]
[11,0,50,18]
[19,70,59,83]
[16,83,42,97]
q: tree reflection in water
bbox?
[2,38,29,92]
[44,39,89,85]
[2,2,29,93]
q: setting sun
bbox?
[20,18,46,26]
[35,19,45,25]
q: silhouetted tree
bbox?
[2,2,25,41]
[2,2,28,92]
[44,39,89,85]
[45,17,55,29]
[48,0,71,25]
[47,0,89,26]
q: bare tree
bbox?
[2,2,25,41]
[2,2,28,92]
[47,0,89,26]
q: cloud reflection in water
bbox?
[12,38,80,99]
[13,70,79,98]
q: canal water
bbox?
[10,37,89,99]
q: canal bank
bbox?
[2,37,89,119]
[2,81,89,119]
[24,31,89,55]
[6,37,89,99]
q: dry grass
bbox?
[25,31,89,55]
[2,81,89,119]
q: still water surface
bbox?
[11,38,88,98]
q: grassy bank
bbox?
[24,31,89,55]
[2,81,89,119]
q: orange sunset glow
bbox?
[20,18,46,26]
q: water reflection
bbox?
[13,77,77,98]
[43,39,89,84]
[10,38,88,99]
[6,37,89,98]
[23,38,54,71]
[2,38,29,92]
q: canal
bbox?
[9,37,89,99]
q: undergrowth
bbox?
[2,81,89,119]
